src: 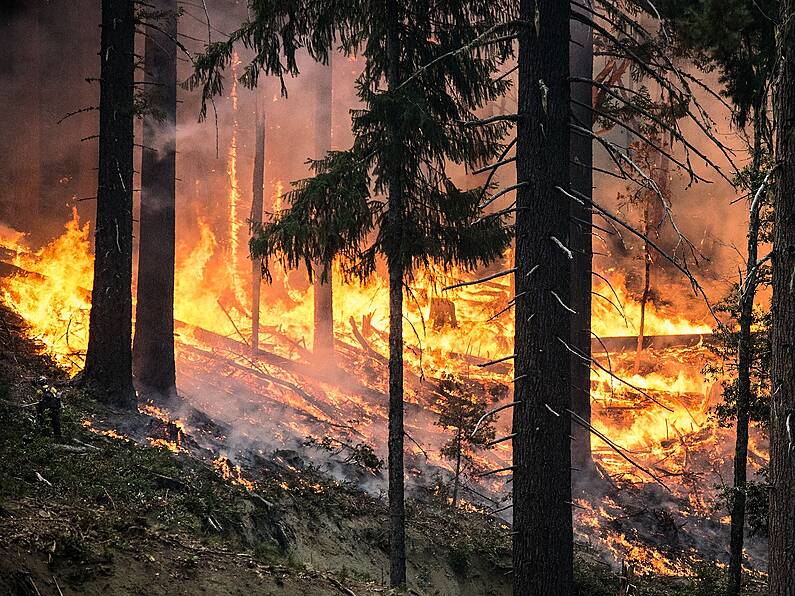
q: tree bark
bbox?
[83,0,136,409]
[385,0,406,587]
[387,255,406,588]
[633,203,652,374]
[569,11,594,475]
[133,0,177,396]
[251,88,266,353]
[727,109,764,596]
[769,2,795,593]
[512,1,573,594]
[313,57,334,362]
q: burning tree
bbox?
[433,374,502,508]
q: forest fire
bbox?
[3,0,793,593]
[0,205,728,463]
[0,199,751,575]
[0,208,92,372]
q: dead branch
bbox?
[442,268,515,291]
[471,401,521,438]
[568,409,670,490]
[477,354,516,368]
[477,465,515,477]
[349,316,387,364]
[556,336,674,412]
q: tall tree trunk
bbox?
[313,57,334,362]
[83,0,136,409]
[769,2,795,592]
[385,0,406,587]
[634,141,668,374]
[569,10,593,475]
[387,256,406,588]
[251,88,266,353]
[727,110,765,596]
[132,0,177,396]
[634,203,652,374]
[512,0,573,594]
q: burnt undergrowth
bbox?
[0,304,766,595]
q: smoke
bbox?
[587,67,756,324]
[0,1,100,244]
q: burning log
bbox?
[0,259,93,302]
[349,316,387,364]
[591,333,712,353]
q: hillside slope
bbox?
[0,305,756,595]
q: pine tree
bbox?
[244,3,513,586]
[133,0,178,398]
[434,375,502,508]
[82,0,136,408]
[511,1,573,593]
[770,0,795,591]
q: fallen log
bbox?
[591,333,713,353]
[348,316,387,364]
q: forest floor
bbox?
[0,304,764,596]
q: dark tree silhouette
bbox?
[569,9,594,475]
[82,0,136,408]
[512,0,573,593]
[133,0,178,397]
[770,0,795,591]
